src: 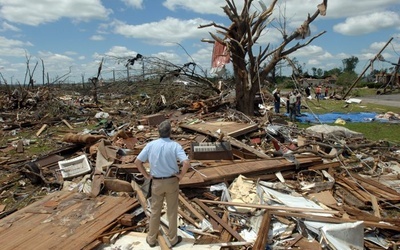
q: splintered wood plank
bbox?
[0,191,138,250]
[252,211,271,250]
[0,193,68,247]
[350,173,400,202]
[193,198,245,242]
[181,170,206,185]
[180,157,322,187]
[180,121,258,138]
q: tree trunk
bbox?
[233,64,258,116]
[200,0,327,116]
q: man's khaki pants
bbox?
[146,177,179,245]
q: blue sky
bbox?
[0,0,399,85]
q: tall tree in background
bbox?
[342,56,359,73]
[200,0,328,116]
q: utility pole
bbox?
[127,65,130,82]
[142,58,145,80]
[81,74,85,88]
[343,37,393,99]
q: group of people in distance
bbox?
[273,84,333,122]
[273,88,301,122]
[313,85,331,100]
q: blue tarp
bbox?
[293,112,378,123]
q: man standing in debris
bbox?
[289,91,298,122]
[273,88,281,113]
[305,84,311,98]
[315,85,322,100]
[324,85,329,98]
[135,120,191,248]
[296,91,302,115]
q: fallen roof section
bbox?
[0,190,138,250]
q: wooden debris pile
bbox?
[0,86,400,249]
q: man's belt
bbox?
[152,176,176,180]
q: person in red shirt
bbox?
[315,86,322,100]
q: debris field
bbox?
[0,84,399,250]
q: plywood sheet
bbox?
[0,191,138,250]
[181,121,258,138]
[180,156,322,187]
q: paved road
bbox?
[358,93,400,108]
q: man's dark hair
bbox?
[158,120,171,138]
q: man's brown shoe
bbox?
[146,238,156,248]
[171,236,182,248]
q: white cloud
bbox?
[333,11,400,35]
[359,40,399,62]
[336,52,351,60]
[152,51,182,64]
[0,21,20,32]
[104,46,138,58]
[192,46,213,63]
[0,47,26,57]
[162,0,400,38]
[292,45,325,58]
[0,0,398,83]
[0,36,32,57]
[307,59,320,66]
[65,51,78,56]
[0,0,111,26]
[163,0,225,15]
[121,0,143,9]
[90,35,105,41]
[322,0,400,18]
[0,36,31,48]
[111,17,213,44]
[190,46,214,73]
[38,51,74,63]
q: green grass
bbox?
[344,122,400,144]
[296,94,400,145]
[298,121,400,144]
[302,98,400,114]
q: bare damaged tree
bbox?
[200,0,328,116]
[90,58,104,104]
[49,67,72,85]
[24,54,38,89]
[116,53,221,94]
[0,72,11,96]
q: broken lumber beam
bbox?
[220,211,233,249]
[226,135,271,159]
[198,199,339,215]
[131,180,149,217]
[36,124,48,136]
[178,208,201,228]
[252,211,271,250]
[62,119,74,129]
[178,193,207,222]
[350,173,400,202]
[193,198,245,242]
[272,210,400,231]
